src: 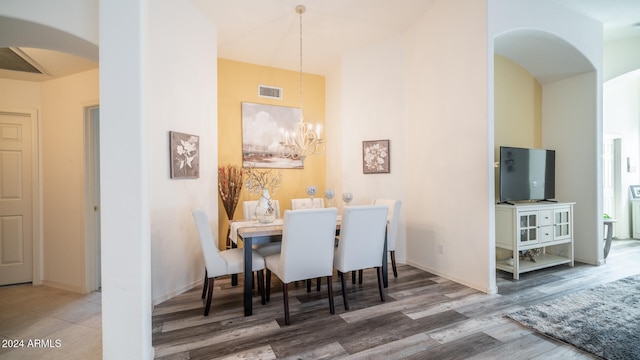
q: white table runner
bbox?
[229,219,284,244]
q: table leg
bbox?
[243,236,253,316]
[231,237,238,286]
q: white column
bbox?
[100,0,152,358]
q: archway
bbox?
[494,28,601,268]
[0,15,99,291]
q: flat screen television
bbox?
[499,146,555,203]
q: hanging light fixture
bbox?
[279,4,325,162]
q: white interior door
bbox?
[0,111,33,285]
[85,106,101,291]
[603,136,615,218]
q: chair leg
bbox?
[358,269,363,284]
[283,282,290,325]
[340,271,349,310]
[317,277,321,291]
[266,269,272,302]
[204,277,214,316]
[391,250,398,278]
[201,268,208,299]
[257,270,265,305]
[376,266,385,302]
[306,279,312,293]
[327,275,335,315]
[351,271,356,284]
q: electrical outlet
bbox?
[438,244,445,254]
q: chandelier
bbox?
[279,5,325,161]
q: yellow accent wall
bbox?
[494,55,542,149]
[217,58,326,248]
[494,55,542,201]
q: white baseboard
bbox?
[42,280,84,294]
[405,260,498,295]
[153,279,201,306]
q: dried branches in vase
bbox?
[244,164,283,196]
[218,164,243,220]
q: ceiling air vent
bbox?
[0,48,44,74]
[258,85,283,100]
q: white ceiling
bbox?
[193,0,439,75]
[2,0,639,81]
[554,0,640,40]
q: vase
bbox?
[255,188,276,224]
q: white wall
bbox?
[325,62,343,210]
[337,34,407,260]
[543,72,600,263]
[0,79,40,107]
[403,0,492,292]
[605,38,640,82]
[604,71,640,238]
[40,69,99,292]
[148,1,218,305]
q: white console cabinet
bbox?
[632,200,640,239]
[495,202,574,279]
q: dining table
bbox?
[229,217,389,316]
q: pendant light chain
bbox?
[277,5,325,161]
[298,5,304,117]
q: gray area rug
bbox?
[507,274,640,360]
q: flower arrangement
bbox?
[244,164,283,196]
[364,142,388,172]
[176,138,198,171]
[218,164,243,220]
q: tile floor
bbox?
[0,284,102,359]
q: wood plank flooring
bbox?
[152,239,640,359]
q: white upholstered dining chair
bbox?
[264,208,338,325]
[192,209,266,316]
[242,200,282,257]
[290,198,324,210]
[372,198,402,278]
[291,197,329,291]
[334,205,388,310]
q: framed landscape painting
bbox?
[241,102,303,169]
[363,139,390,174]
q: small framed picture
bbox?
[630,185,640,199]
[362,139,390,174]
[170,131,199,179]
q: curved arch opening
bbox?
[0,15,98,62]
[495,28,594,84]
[493,27,601,270]
[0,16,98,82]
